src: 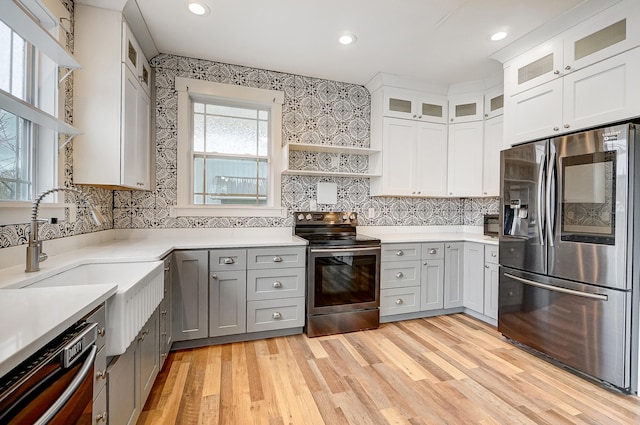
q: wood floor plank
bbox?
[142,314,640,424]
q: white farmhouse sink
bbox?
[22,261,164,356]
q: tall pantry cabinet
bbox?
[73,4,152,190]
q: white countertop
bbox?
[0,225,497,378]
[0,284,117,378]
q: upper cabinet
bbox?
[73,4,152,190]
[448,95,484,123]
[503,1,640,144]
[382,88,448,124]
[483,87,504,120]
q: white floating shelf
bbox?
[281,169,380,178]
[284,143,380,156]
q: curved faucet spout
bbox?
[26,186,106,272]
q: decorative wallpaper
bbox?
[0,0,113,249]
[112,53,499,229]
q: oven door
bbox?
[308,245,381,315]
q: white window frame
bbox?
[0,0,78,224]
[173,77,285,218]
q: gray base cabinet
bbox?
[484,245,499,320]
[210,270,247,337]
[462,243,485,312]
[108,309,159,425]
[444,243,464,308]
[159,254,173,368]
[172,250,208,342]
[421,258,444,310]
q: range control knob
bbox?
[342,214,348,221]
[349,214,356,220]
[305,213,312,221]
[297,213,305,221]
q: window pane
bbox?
[206,104,257,119]
[193,156,204,193]
[193,113,204,152]
[258,110,268,120]
[11,31,26,99]
[204,156,265,205]
[0,109,30,201]
[205,115,257,155]
[194,102,204,113]
[258,121,268,156]
[0,22,11,92]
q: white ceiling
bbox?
[125,0,615,87]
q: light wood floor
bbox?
[139,314,640,424]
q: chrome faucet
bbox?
[26,186,106,273]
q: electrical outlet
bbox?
[330,155,339,169]
[368,207,375,219]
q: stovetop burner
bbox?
[293,211,380,247]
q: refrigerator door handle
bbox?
[504,273,608,301]
[546,152,557,247]
[537,154,547,245]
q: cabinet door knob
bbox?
[396,272,404,278]
[485,265,490,269]
[423,262,427,266]
[413,114,417,118]
[223,257,235,264]
[418,115,422,119]
[429,248,437,255]
[396,250,404,256]
[565,65,571,70]
[553,127,559,131]
[272,281,283,288]
[564,124,570,129]
[212,274,217,279]
[273,256,283,262]
[96,412,108,423]
[395,298,404,305]
[447,245,451,248]
[553,70,560,75]
[97,327,106,337]
[491,252,497,257]
[96,370,107,380]
[272,312,282,320]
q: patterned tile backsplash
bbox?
[0,27,498,249]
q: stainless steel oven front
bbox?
[306,245,381,337]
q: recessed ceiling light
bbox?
[187,1,209,16]
[338,33,357,45]
[490,31,508,41]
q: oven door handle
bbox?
[34,345,97,425]
[310,246,380,253]
[504,273,608,301]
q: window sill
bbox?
[169,205,288,218]
[0,201,75,225]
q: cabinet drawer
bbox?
[247,267,305,301]
[93,385,107,425]
[210,249,247,271]
[381,243,421,262]
[381,261,420,289]
[247,247,306,269]
[380,287,420,316]
[94,346,107,397]
[484,245,499,264]
[86,305,106,351]
[422,243,445,260]
[246,298,305,332]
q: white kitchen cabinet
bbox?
[505,41,563,96]
[73,4,152,190]
[444,243,464,309]
[448,94,484,123]
[370,117,448,197]
[505,48,640,144]
[484,87,504,120]
[382,88,448,123]
[462,243,485,313]
[482,115,503,196]
[447,121,483,197]
[172,250,209,342]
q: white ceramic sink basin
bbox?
[22,261,164,356]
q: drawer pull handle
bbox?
[485,265,490,269]
[97,327,106,338]
[429,248,437,255]
[273,256,283,262]
[396,250,404,256]
[491,252,497,257]
[395,298,404,305]
[272,312,282,320]
[396,272,403,279]
[272,281,283,288]
[223,257,235,265]
[96,412,108,423]
[96,370,107,380]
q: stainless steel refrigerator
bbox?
[499,122,639,392]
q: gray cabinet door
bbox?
[172,250,208,341]
[138,309,159,406]
[108,341,138,425]
[421,258,444,311]
[462,242,484,313]
[484,263,499,320]
[444,243,464,308]
[210,270,247,337]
